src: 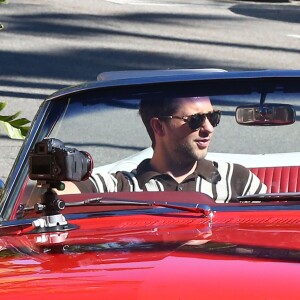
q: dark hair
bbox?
[138,96,181,148]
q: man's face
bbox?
[161,97,215,164]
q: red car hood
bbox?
[0,209,300,299]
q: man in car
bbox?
[74,96,267,203]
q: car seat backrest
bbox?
[250,166,300,193]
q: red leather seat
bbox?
[250,166,300,193]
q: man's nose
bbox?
[200,118,214,134]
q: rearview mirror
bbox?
[235,104,296,126]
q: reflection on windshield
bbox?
[54,101,150,166]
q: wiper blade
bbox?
[65,197,213,217]
[238,192,300,202]
[21,197,213,218]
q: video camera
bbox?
[29,138,93,182]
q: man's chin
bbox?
[192,149,208,161]
[178,144,208,161]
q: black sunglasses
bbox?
[159,110,221,130]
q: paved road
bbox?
[0,0,299,181]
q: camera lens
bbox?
[80,151,93,181]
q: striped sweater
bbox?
[77,159,267,203]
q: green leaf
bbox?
[0,112,21,122]
[9,118,30,127]
[0,121,26,140]
[0,102,7,112]
[20,126,30,137]
[0,102,31,139]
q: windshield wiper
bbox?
[66,197,213,216]
[20,197,213,218]
[238,192,300,202]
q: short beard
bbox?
[175,141,207,164]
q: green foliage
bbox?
[0,2,30,139]
[0,102,31,139]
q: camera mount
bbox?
[28,138,93,233]
[31,181,79,233]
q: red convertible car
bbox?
[1,69,300,299]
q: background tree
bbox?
[0,1,30,139]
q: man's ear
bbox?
[150,118,165,136]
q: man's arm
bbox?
[58,171,134,195]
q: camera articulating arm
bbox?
[31,181,79,233]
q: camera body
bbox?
[29,138,93,182]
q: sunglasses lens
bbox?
[208,111,221,127]
[188,114,206,130]
[188,111,221,130]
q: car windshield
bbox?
[4,74,300,221]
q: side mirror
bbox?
[235,104,296,126]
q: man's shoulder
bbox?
[205,159,249,170]
[201,159,251,179]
